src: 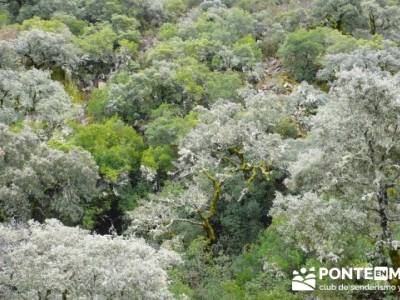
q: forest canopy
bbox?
[0,0,400,299]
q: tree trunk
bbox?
[377,185,400,290]
[377,185,392,243]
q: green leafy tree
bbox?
[74,24,118,84]
[106,58,242,123]
[18,16,69,32]
[0,0,82,21]
[68,118,144,181]
[16,0,84,21]
[106,61,182,123]
[278,27,378,82]
[141,104,197,187]
[86,85,109,121]
[231,35,262,71]
[50,118,145,231]
[144,104,197,147]
[278,29,325,82]
[53,13,88,35]
[164,0,187,21]
[312,0,365,33]
[176,6,255,44]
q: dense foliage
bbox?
[0,0,400,299]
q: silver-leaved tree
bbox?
[129,84,327,244]
[272,67,400,269]
[0,124,98,225]
[0,219,181,300]
[0,69,72,126]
